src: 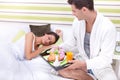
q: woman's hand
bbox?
[55,29,63,37]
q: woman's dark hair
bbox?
[68,0,94,11]
[45,31,59,44]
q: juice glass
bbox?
[66,51,73,61]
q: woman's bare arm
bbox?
[25,32,52,60]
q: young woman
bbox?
[25,31,59,60]
[12,31,59,60]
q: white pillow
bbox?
[0,22,30,43]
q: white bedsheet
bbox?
[0,42,33,80]
[0,42,72,80]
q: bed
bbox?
[0,22,72,80]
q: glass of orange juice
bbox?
[66,51,73,61]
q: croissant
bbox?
[48,53,56,62]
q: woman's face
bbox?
[41,34,56,46]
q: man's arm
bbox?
[58,67,94,80]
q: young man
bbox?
[58,0,118,80]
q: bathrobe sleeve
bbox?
[60,28,77,52]
[60,18,79,52]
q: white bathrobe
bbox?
[61,12,118,80]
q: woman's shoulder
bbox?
[27,32,33,35]
[26,32,35,38]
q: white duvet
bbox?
[0,41,72,80]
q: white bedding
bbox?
[0,42,33,80]
[0,22,73,80]
[0,41,72,80]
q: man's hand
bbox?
[67,60,87,72]
[57,60,94,80]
